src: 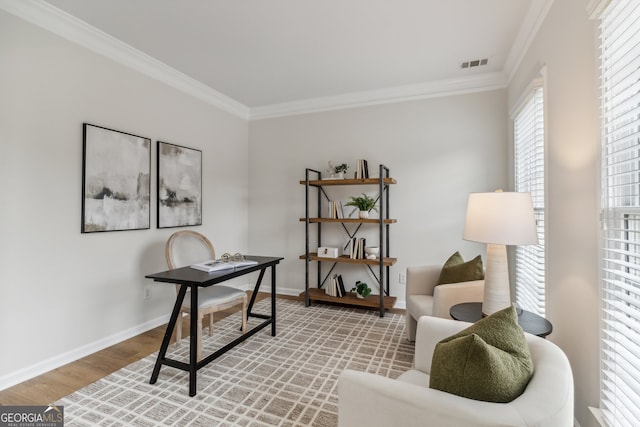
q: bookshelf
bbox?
[300,164,397,317]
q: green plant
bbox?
[351,281,372,298]
[333,163,348,173]
[345,193,378,212]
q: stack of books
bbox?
[325,274,347,297]
[349,237,367,259]
[328,200,344,218]
[355,159,369,179]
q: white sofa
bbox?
[405,264,484,341]
[338,315,574,427]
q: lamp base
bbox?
[481,243,511,316]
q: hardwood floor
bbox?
[0,293,403,405]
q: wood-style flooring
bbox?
[0,293,403,405]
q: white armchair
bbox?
[405,264,484,341]
[338,315,574,427]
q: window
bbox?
[598,0,640,425]
[513,84,546,316]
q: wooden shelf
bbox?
[301,164,395,317]
[300,253,397,266]
[302,288,397,310]
[300,177,396,186]
[299,217,397,224]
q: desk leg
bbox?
[271,265,276,337]
[245,266,276,337]
[246,268,266,317]
[150,284,187,384]
[189,283,198,396]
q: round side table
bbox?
[449,302,553,338]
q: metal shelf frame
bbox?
[302,164,395,317]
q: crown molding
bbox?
[504,0,555,83]
[0,0,250,119]
[2,0,516,122]
[250,72,508,120]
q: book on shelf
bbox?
[355,159,369,179]
[325,274,346,297]
[337,274,347,296]
[190,258,258,273]
[326,275,336,297]
[328,200,344,219]
[349,237,367,259]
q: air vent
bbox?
[461,58,488,69]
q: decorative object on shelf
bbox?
[463,190,538,316]
[351,281,372,299]
[157,141,202,228]
[326,161,349,179]
[81,123,151,233]
[345,193,378,219]
[318,246,341,258]
[364,246,379,259]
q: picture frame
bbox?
[81,123,151,233]
[157,141,202,228]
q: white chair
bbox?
[405,264,484,341]
[165,230,247,361]
[338,315,574,427]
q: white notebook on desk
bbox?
[190,259,258,273]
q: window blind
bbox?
[599,0,640,425]
[514,86,546,316]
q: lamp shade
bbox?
[463,192,538,246]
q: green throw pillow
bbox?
[437,252,484,285]
[429,305,533,403]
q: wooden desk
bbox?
[449,302,553,338]
[145,255,283,396]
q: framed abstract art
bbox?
[157,141,202,228]
[81,123,151,233]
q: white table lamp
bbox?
[463,191,538,316]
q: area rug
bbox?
[55,298,414,426]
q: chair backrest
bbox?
[165,230,216,269]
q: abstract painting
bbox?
[157,141,202,228]
[82,124,151,233]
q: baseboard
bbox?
[0,286,283,391]
[0,285,403,391]
[0,313,169,391]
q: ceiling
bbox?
[27,1,545,115]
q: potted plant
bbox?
[345,193,378,218]
[351,280,372,299]
[327,161,349,179]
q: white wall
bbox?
[0,10,249,387]
[508,0,600,425]
[2,6,603,425]
[248,90,508,302]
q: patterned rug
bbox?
[55,298,414,426]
